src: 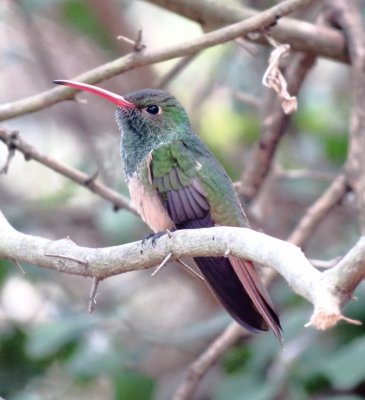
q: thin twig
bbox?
[232,91,260,109]
[84,170,99,187]
[151,252,173,276]
[0,130,18,174]
[176,258,205,281]
[275,167,335,181]
[44,253,89,268]
[88,277,100,313]
[0,147,15,174]
[234,38,259,56]
[309,257,342,269]
[288,174,348,247]
[155,53,199,89]
[0,127,136,214]
[173,323,244,400]
[117,29,146,52]
[11,258,26,274]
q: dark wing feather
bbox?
[184,187,205,219]
[156,166,209,225]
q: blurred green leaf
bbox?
[200,102,259,149]
[0,259,12,287]
[222,344,252,374]
[213,371,275,400]
[302,373,330,397]
[27,315,96,358]
[199,100,259,178]
[324,134,348,164]
[295,105,348,165]
[321,396,364,400]
[248,331,280,372]
[278,305,311,341]
[62,0,115,51]
[335,286,365,344]
[67,337,127,378]
[319,336,365,390]
[0,328,50,397]
[114,371,155,400]
[282,381,310,400]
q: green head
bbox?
[117,89,192,176]
[53,80,192,177]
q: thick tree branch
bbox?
[146,0,347,62]
[324,236,365,296]
[0,210,361,331]
[0,127,136,214]
[0,0,315,122]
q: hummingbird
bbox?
[53,80,282,342]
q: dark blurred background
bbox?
[0,1,364,399]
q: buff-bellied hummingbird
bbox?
[53,80,282,343]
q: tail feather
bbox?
[178,218,282,343]
[229,257,283,343]
[193,256,268,332]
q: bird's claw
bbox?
[142,231,167,247]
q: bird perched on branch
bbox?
[54,80,282,343]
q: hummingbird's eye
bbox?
[145,105,160,115]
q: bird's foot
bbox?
[142,229,175,247]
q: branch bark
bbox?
[324,236,365,295]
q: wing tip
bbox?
[270,320,284,345]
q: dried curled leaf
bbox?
[262,44,297,114]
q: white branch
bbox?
[323,236,365,295]
[0,210,363,330]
